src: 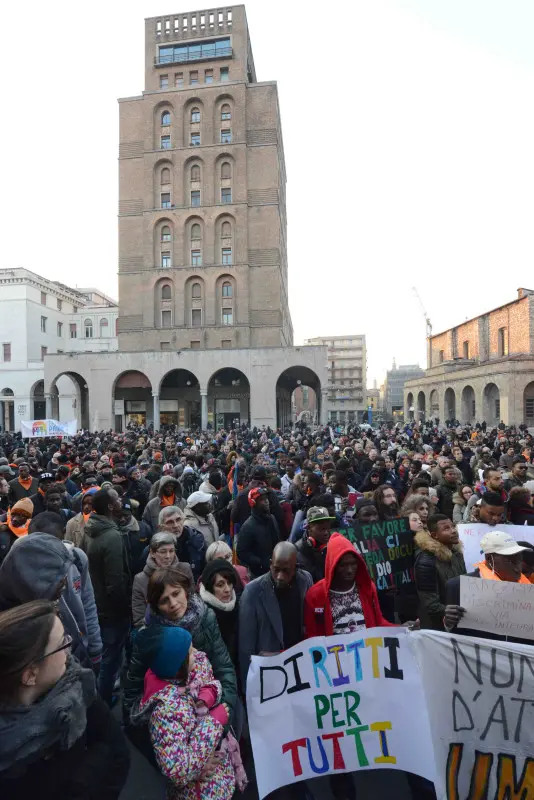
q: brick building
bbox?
[43,6,326,432]
[404,288,534,426]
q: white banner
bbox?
[246,628,436,798]
[458,523,534,571]
[20,419,77,438]
[459,575,534,639]
[412,630,534,800]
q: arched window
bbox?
[221,161,231,179]
[190,164,200,181]
[99,318,109,336]
[84,319,93,338]
[222,281,232,298]
[191,282,202,299]
[161,284,172,300]
[161,168,170,184]
[221,104,231,121]
[161,225,171,242]
[191,107,200,123]
[161,111,171,126]
[221,221,231,238]
[191,223,201,240]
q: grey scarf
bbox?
[0,655,96,775]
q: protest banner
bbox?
[246,627,436,798]
[458,575,534,640]
[458,523,534,571]
[338,517,415,591]
[20,419,77,438]
[412,630,534,800]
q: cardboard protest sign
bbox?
[246,628,436,798]
[338,517,415,591]
[458,524,534,571]
[412,630,534,800]
[458,575,534,640]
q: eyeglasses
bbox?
[35,633,73,663]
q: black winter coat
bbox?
[414,529,466,630]
[0,696,130,800]
[236,509,280,578]
[295,534,326,583]
[436,480,456,519]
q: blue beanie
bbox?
[150,627,192,678]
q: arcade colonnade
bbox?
[43,346,328,432]
[404,361,534,427]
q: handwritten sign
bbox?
[458,524,534,572]
[458,576,534,639]
[339,518,414,591]
[246,628,436,798]
[412,630,534,800]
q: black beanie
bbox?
[200,558,237,594]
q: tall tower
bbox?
[117,5,292,352]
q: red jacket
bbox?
[304,533,395,637]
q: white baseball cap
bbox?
[186,491,213,508]
[480,531,529,557]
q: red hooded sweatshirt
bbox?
[304,533,395,637]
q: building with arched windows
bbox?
[404,288,534,426]
[40,6,326,432]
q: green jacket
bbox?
[82,514,131,624]
[123,603,237,722]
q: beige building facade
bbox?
[404,288,534,426]
[304,335,367,423]
[43,6,326,432]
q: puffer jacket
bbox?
[414,528,466,630]
[142,477,186,533]
[144,652,234,800]
[183,508,219,547]
[123,595,237,723]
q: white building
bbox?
[304,335,367,423]
[0,268,118,431]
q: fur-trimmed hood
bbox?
[414,528,464,563]
[452,491,465,506]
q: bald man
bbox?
[238,541,313,688]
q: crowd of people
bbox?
[0,417,533,799]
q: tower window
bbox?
[222,248,232,265]
[161,310,172,327]
[84,319,93,338]
[192,309,202,327]
[161,135,171,149]
[221,161,231,179]
[161,193,171,208]
[222,308,233,325]
[220,129,232,144]
[161,111,171,126]
[190,164,200,181]
[190,132,200,146]
[160,168,170,185]
[191,223,201,240]
[191,249,202,266]
[161,284,172,300]
[160,75,169,89]
[191,190,200,207]
[191,108,200,123]
[41,316,47,333]
[222,281,233,297]
[161,251,171,268]
[205,69,213,83]
[221,104,231,120]
[221,188,232,203]
[220,67,229,82]
[190,71,199,85]
[191,282,202,299]
[161,225,171,242]
[175,72,183,87]
[221,221,231,237]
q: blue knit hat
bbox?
[150,627,192,678]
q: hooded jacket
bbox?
[142,477,185,533]
[183,507,220,548]
[304,533,394,637]
[0,534,102,664]
[82,514,131,624]
[414,528,466,630]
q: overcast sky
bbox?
[1,1,533,384]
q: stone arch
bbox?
[461,385,476,424]
[153,158,174,208]
[113,371,153,429]
[213,93,235,143]
[444,387,456,422]
[524,382,534,426]
[429,389,439,420]
[184,214,204,266]
[483,383,500,427]
[276,366,322,429]
[159,369,201,427]
[47,371,90,429]
[153,216,174,269]
[214,211,236,267]
[30,379,46,419]
[183,154,205,206]
[215,273,236,328]
[182,97,204,147]
[215,152,234,205]
[0,388,15,432]
[154,277,175,329]
[153,100,175,149]
[184,274,205,328]
[208,367,250,430]
[406,391,414,421]
[417,391,426,421]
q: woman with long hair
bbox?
[0,600,129,799]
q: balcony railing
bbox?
[155,46,232,66]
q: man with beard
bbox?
[373,484,400,520]
[236,486,280,579]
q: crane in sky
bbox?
[412,287,433,338]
